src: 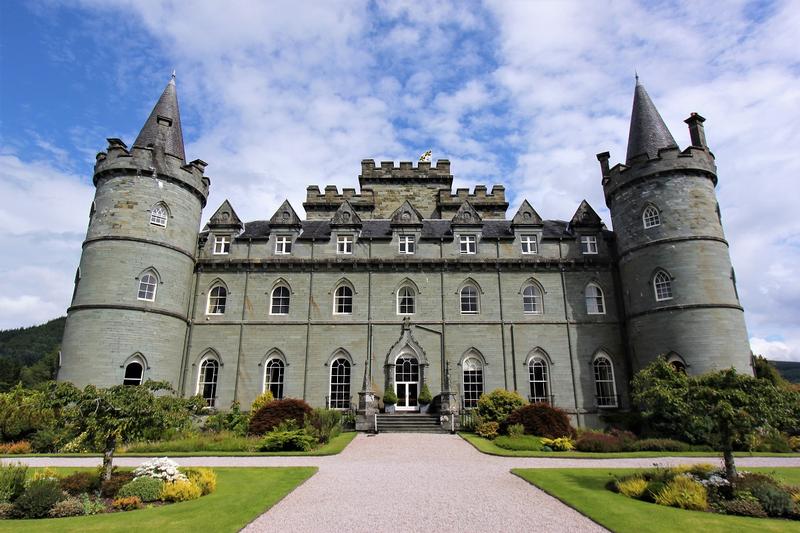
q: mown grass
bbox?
[461,433,800,458]
[513,467,800,533]
[0,466,316,532]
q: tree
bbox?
[43,381,203,480]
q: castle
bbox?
[58,76,752,428]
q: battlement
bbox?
[359,159,453,184]
[303,185,376,220]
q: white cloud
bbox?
[751,337,800,363]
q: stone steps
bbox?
[376,413,450,434]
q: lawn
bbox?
[0,466,316,532]
[461,433,800,459]
[513,467,800,533]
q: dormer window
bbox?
[459,235,477,254]
[521,235,538,254]
[337,235,353,255]
[399,235,415,254]
[213,236,231,255]
[580,235,598,254]
[275,236,292,255]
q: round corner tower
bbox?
[59,76,210,388]
[598,81,751,376]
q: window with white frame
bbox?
[397,286,415,315]
[643,205,661,229]
[150,203,168,227]
[585,283,605,314]
[275,235,292,255]
[329,358,351,409]
[459,234,477,254]
[137,271,158,301]
[264,358,285,399]
[654,270,673,301]
[271,286,290,315]
[593,355,617,407]
[207,285,227,315]
[197,358,219,407]
[523,284,543,314]
[521,234,538,254]
[528,357,550,403]
[580,235,598,254]
[399,235,416,254]
[460,285,479,313]
[334,285,353,314]
[123,360,143,386]
[462,357,483,409]
[337,235,353,254]
[213,236,231,255]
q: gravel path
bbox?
[11,434,800,532]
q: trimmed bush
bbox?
[249,398,313,435]
[476,389,526,425]
[183,468,217,496]
[304,408,342,444]
[0,440,33,454]
[575,431,623,452]
[382,387,398,405]
[160,479,202,502]
[616,476,648,499]
[540,437,575,451]
[718,495,767,518]
[494,435,542,451]
[48,497,85,518]
[100,471,135,498]
[629,438,690,452]
[506,403,574,438]
[749,482,794,517]
[59,471,101,496]
[654,475,708,511]
[117,476,165,502]
[12,478,65,518]
[418,384,433,405]
[0,462,28,503]
[112,495,143,511]
[259,421,317,451]
[475,421,500,439]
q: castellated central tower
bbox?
[598,81,751,375]
[59,76,209,388]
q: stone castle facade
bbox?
[58,76,752,427]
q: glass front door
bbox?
[395,355,419,411]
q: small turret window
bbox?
[137,271,158,301]
[123,361,143,386]
[643,205,660,229]
[654,270,673,301]
[585,283,605,314]
[207,285,227,315]
[150,203,169,227]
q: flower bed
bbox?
[0,458,216,520]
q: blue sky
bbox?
[1,0,799,361]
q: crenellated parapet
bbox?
[303,184,376,220]
[358,159,453,185]
[438,185,508,219]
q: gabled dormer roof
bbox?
[330,200,362,227]
[206,199,243,231]
[389,200,424,227]
[451,200,483,226]
[132,74,186,161]
[269,200,302,228]
[511,200,543,227]
[626,80,678,164]
[569,200,602,228]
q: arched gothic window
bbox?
[522,284,543,314]
[264,358,285,399]
[271,286,290,315]
[329,358,351,409]
[197,358,219,407]
[653,270,673,301]
[137,271,158,301]
[334,285,353,314]
[397,286,416,315]
[150,203,169,227]
[642,205,660,229]
[528,357,550,403]
[593,355,617,407]
[207,285,227,315]
[123,360,143,386]
[585,283,605,314]
[462,357,483,409]
[460,285,479,314]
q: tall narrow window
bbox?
[334,285,353,314]
[520,235,538,254]
[213,236,231,255]
[528,357,550,403]
[642,205,661,228]
[580,235,598,254]
[150,204,168,227]
[264,358,285,399]
[399,235,415,254]
[207,285,227,315]
[585,283,605,314]
[198,359,219,407]
[522,284,542,314]
[654,270,673,301]
[459,235,477,254]
[329,358,351,409]
[460,285,478,314]
[275,236,292,255]
[337,235,353,254]
[271,286,290,315]
[137,272,157,301]
[593,355,617,407]
[397,286,415,315]
[462,357,483,409]
[123,361,143,386]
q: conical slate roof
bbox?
[625,81,677,164]
[133,75,186,161]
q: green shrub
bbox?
[654,475,708,511]
[304,408,341,444]
[0,440,33,454]
[0,386,57,443]
[507,423,525,438]
[540,437,575,451]
[382,387,398,405]
[688,463,717,477]
[160,479,202,502]
[506,403,574,438]
[112,495,143,510]
[750,428,793,453]
[250,391,274,415]
[117,476,164,502]
[204,402,249,436]
[59,471,101,496]
[789,435,800,452]
[629,438,690,452]
[48,497,85,518]
[494,435,543,451]
[80,493,105,515]
[124,431,259,453]
[248,398,313,435]
[475,421,500,439]
[100,471,135,498]
[643,480,666,503]
[575,431,623,452]
[0,502,13,518]
[418,384,433,405]
[749,482,794,517]
[718,495,767,517]
[476,389,525,425]
[12,478,65,518]
[183,468,217,496]
[616,476,648,499]
[0,462,28,502]
[259,420,317,451]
